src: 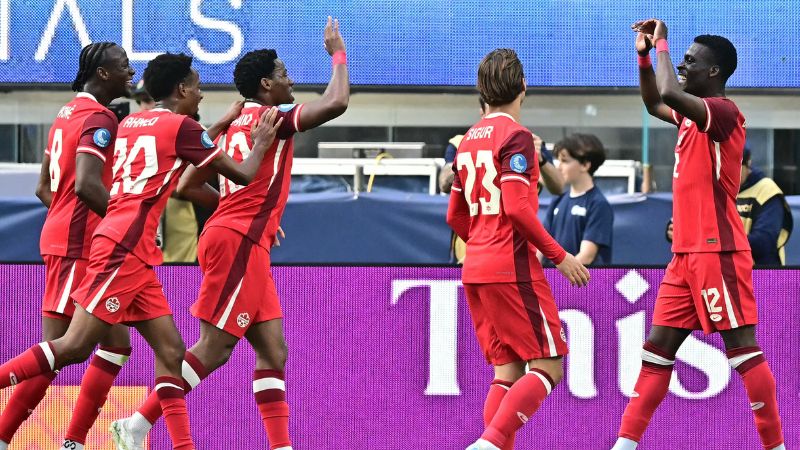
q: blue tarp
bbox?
[1,193,798,265]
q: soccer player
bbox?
[0,42,135,450]
[447,48,590,450]
[611,19,785,450]
[109,17,348,450]
[0,53,283,450]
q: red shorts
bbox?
[71,236,172,325]
[654,251,757,334]
[464,279,568,365]
[42,255,89,319]
[191,226,282,339]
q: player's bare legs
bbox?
[612,325,689,450]
[134,315,194,450]
[720,326,784,450]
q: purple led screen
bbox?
[0,265,797,449]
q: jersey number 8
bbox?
[456,150,501,217]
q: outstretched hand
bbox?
[635,32,653,56]
[324,16,346,55]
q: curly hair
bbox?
[694,35,738,82]
[233,49,279,98]
[71,42,117,92]
[143,53,193,102]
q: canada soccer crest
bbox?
[105,297,120,313]
[237,312,250,328]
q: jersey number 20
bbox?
[456,150,501,216]
[110,136,158,195]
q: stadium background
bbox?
[0,0,798,448]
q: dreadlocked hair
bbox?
[143,53,193,102]
[71,42,117,92]
[233,49,279,98]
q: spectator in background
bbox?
[132,79,199,262]
[738,148,793,265]
[544,133,613,265]
[666,148,793,266]
[440,98,564,264]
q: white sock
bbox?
[475,439,500,450]
[61,440,84,450]
[128,411,153,437]
[0,440,7,450]
[770,445,785,450]
[611,437,638,450]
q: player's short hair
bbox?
[477,48,525,107]
[71,42,118,92]
[478,97,486,113]
[143,53,193,102]
[694,35,737,83]
[233,49,279,99]
[554,133,606,175]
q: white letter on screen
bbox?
[122,0,161,61]
[391,279,461,396]
[35,0,91,61]
[0,0,8,60]
[670,335,730,399]
[616,311,646,397]
[560,309,598,399]
[188,0,243,64]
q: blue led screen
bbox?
[2,0,797,88]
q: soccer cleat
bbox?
[59,440,84,450]
[109,418,145,450]
[465,439,501,450]
[611,437,638,450]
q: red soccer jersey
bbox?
[40,93,118,259]
[94,108,221,265]
[204,102,303,250]
[452,112,550,283]
[669,97,750,253]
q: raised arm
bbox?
[633,30,675,123]
[35,154,52,207]
[207,107,283,186]
[296,17,350,131]
[634,19,709,126]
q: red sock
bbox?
[64,346,131,444]
[254,369,291,450]
[0,371,57,443]
[483,379,515,450]
[0,343,56,389]
[155,376,194,450]
[138,351,208,425]
[481,369,554,448]
[618,341,675,442]
[727,346,784,449]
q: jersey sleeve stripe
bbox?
[451,187,462,192]
[293,104,304,132]
[671,109,680,125]
[702,99,712,133]
[44,148,50,156]
[500,174,531,186]
[196,147,222,168]
[76,146,107,162]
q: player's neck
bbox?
[155,99,189,115]
[246,95,275,107]
[569,176,594,196]
[484,104,520,122]
[82,83,113,107]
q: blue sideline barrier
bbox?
[0,193,798,265]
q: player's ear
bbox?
[177,82,187,99]
[708,65,720,79]
[261,77,271,93]
[96,66,110,82]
